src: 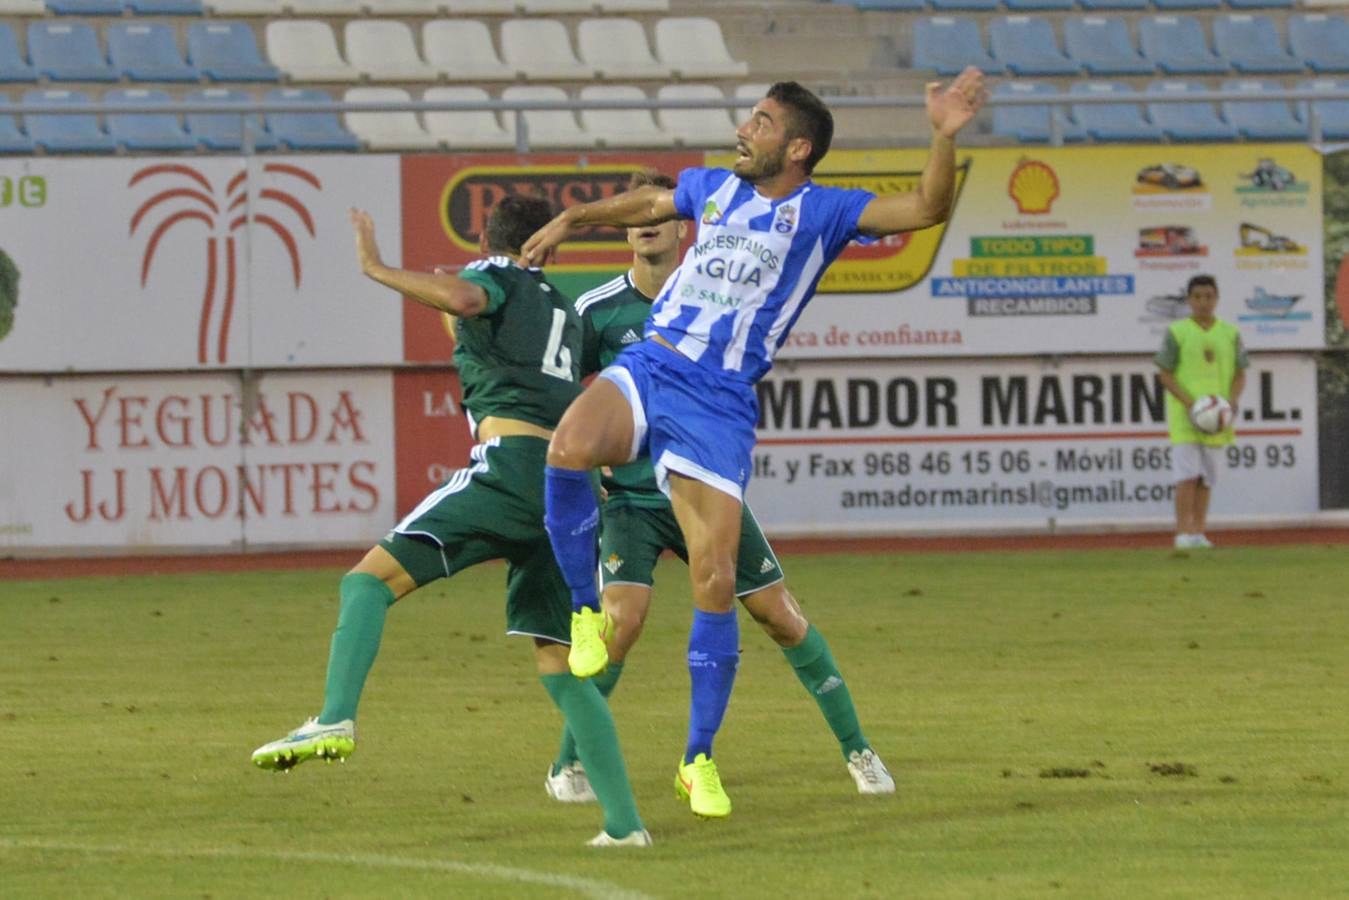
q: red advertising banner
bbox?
[391,369,475,517]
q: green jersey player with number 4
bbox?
[543,172,894,811]
[250,196,650,849]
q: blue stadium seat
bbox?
[107,88,199,151]
[108,23,200,83]
[1213,15,1302,74]
[1220,78,1305,140]
[186,22,281,82]
[1298,79,1349,140]
[264,88,360,151]
[1080,0,1147,9]
[22,88,118,153]
[45,0,123,13]
[989,17,1080,76]
[184,87,277,150]
[1005,0,1074,11]
[1070,81,1163,140]
[0,24,38,83]
[1139,16,1228,75]
[990,80,1085,142]
[1288,14,1349,74]
[1152,0,1220,9]
[912,18,1003,76]
[1065,17,1154,75]
[127,0,203,12]
[1146,80,1238,140]
[930,0,998,11]
[1226,0,1293,8]
[0,94,34,153]
[28,22,119,82]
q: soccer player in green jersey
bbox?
[543,172,894,813]
[1154,274,1248,550]
[250,195,651,848]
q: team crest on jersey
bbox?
[604,553,624,574]
[773,203,797,234]
[701,200,723,225]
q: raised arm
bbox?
[350,208,489,317]
[856,67,986,237]
[522,185,681,265]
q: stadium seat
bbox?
[500,20,595,81]
[106,88,199,152]
[442,0,518,10]
[343,86,440,150]
[345,21,438,82]
[1298,78,1349,140]
[653,18,750,79]
[577,85,673,148]
[1213,15,1303,74]
[0,24,38,83]
[733,82,770,125]
[184,87,278,150]
[912,18,1003,76]
[22,88,117,153]
[1288,14,1349,74]
[989,17,1080,76]
[108,23,199,83]
[1065,17,1154,75]
[1139,16,1229,75]
[1080,0,1146,9]
[519,0,598,10]
[991,80,1086,142]
[1152,0,1221,9]
[1227,0,1293,8]
[1145,80,1238,140]
[365,0,443,13]
[422,85,515,149]
[1004,0,1073,10]
[288,0,364,12]
[126,0,204,13]
[28,22,118,82]
[577,18,671,80]
[423,20,516,81]
[187,23,280,82]
[0,94,34,153]
[596,0,669,10]
[204,0,275,12]
[0,0,46,13]
[44,0,122,14]
[265,88,361,151]
[1069,81,1163,140]
[929,0,998,10]
[1220,78,1306,139]
[501,85,598,148]
[654,83,736,147]
[265,21,361,83]
[853,0,926,10]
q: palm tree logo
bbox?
[129,162,320,364]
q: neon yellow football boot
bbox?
[568,607,612,678]
[675,753,732,818]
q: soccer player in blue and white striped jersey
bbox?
[528,70,986,818]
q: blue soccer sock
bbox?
[543,465,601,613]
[684,608,740,762]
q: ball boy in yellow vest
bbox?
[1154,274,1249,549]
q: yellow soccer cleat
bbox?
[250,717,355,772]
[568,607,612,678]
[675,753,732,818]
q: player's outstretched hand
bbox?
[521,209,572,267]
[350,207,382,275]
[927,66,987,139]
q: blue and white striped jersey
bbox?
[647,167,874,382]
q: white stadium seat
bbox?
[596,0,668,10]
[206,0,279,13]
[578,84,674,148]
[443,0,517,11]
[423,19,516,81]
[266,21,361,82]
[422,85,516,149]
[500,19,595,81]
[655,84,736,147]
[577,18,671,80]
[365,0,443,13]
[0,0,46,13]
[285,0,364,13]
[654,17,749,79]
[520,0,599,11]
[344,86,441,150]
[502,85,599,147]
[346,21,439,82]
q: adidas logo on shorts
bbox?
[759,557,776,574]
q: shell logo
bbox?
[1008,159,1060,215]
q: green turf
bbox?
[2,546,1346,898]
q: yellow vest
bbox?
[1166,317,1240,446]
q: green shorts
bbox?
[598,500,783,596]
[380,436,570,643]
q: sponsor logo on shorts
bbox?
[759,557,776,574]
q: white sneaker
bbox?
[586,828,652,848]
[545,762,597,803]
[1174,534,1198,549]
[251,717,355,771]
[847,748,896,795]
[1192,534,1214,549]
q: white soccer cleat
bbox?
[1174,534,1199,549]
[586,828,653,848]
[251,717,356,772]
[1192,534,1214,549]
[545,762,597,803]
[847,748,896,795]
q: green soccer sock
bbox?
[541,673,643,838]
[783,625,868,759]
[553,662,625,773]
[317,572,396,725]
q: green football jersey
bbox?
[574,271,666,508]
[456,256,583,432]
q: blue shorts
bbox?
[599,340,757,500]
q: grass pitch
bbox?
[2,545,1346,898]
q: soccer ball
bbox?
[1189,395,1234,434]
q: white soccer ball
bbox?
[1189,395,1234,434]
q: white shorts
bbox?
[1172,443,1219,487]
